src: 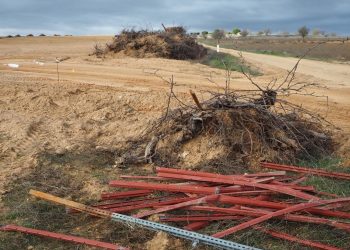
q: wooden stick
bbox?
[189,90,203,110]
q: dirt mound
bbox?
[116,91,333,171]
[100,27,207,60]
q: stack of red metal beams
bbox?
[80,164,350,250]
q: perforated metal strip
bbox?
[111,213,261,250]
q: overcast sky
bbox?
[1,0,349,36]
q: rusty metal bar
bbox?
[189,90,203,110]
[134,195,218,218]
[157,172,320,200]
[261,162,350,180]
[212,197,350,238]
[187,205,350,232]
[217,195,350,220]
[109,196,196,213]
[101,190,152,200]
[0,224,127,250]
[254,226,341,250]
[156,167,254,181]
[109,180,219,195]
[120,175,170,181]
[160,214,244,222]
[29,190,112,218]
[184,221,209,231]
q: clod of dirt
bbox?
[146,231,183,250]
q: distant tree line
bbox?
[199,26,338,40]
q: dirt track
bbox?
[217,46,350,87]
[1,36,350,201]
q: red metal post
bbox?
[109,180,219,195]
[212,197,350,238]
[187,205,350,232]
[261,162,350,180]
[217,195,350,219]
[134,195,218,218]
[157,172,320,200]
[101,190,152,200]
[109,196,196,213]
[255,226,341,250]
[184,221,209,231]
[0,224,127,250]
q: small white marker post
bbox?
[217,44,220,53]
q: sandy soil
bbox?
[1,35,350,202]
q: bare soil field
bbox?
[1,36,350,249]
[200,37,350,62]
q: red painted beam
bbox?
[222,190,276,196]
[120,175,170,180]
[101,190,152,200]
[160,214,244,222]
[261,162,350,180]
[217,195,350,220]
[255,226,341,250]
[157,172,320,200]
[231,171,287,178]
[109,180,220,195]
[108,196,196,213]
[0,224,127,250]
[187,205,350,232]
[133,194,219,218]
[156,167,253,181]
[67,195,185,214]
[212,197,350,238]
[270,180,315,192]
[184,221,209,231]
[157,168,284,178]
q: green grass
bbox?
[198,39,336,62]
[297,156,350,197]
[251,49,292,57]
[200,51,261,76]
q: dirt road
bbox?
[208,45,350,88]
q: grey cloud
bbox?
[0,0,349,35]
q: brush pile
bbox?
[95,26,207,60]
[117,90,333,170]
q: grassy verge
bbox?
[198,39,341,62]
[298,156,350,197]
[200,50,261,76]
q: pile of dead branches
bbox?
[96,26,207,60]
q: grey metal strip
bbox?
[111,213,261,250]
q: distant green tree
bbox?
[257,31,264,36]
[212,29,225,44]
[298,26,309,41]
[232,28,241,35]
[201,31,209,39]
